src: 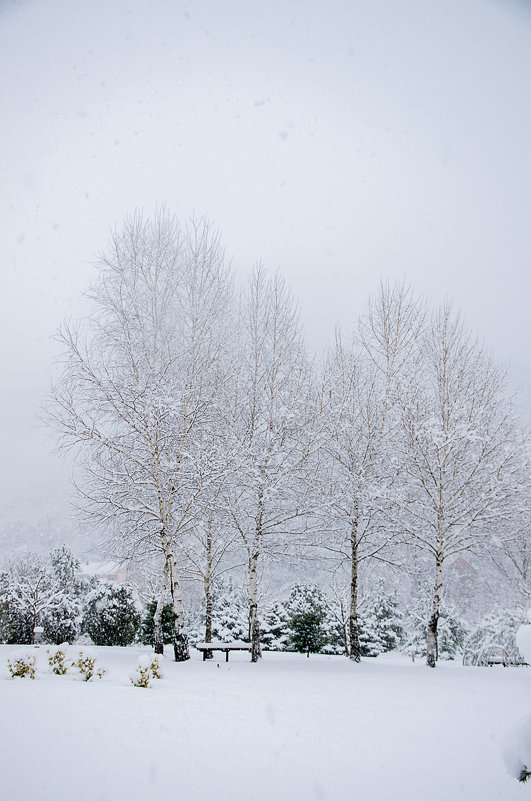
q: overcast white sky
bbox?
[0,0,530,543]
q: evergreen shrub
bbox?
[82,583,141,646]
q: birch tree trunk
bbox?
[248,547,262,662]
[160,528,189,661]
[203,527,214,659]
[153,562,169,655]
[168,553,189,662]
[349,516,361,662]
[426,552,443,668]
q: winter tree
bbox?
[0,552,69,644]
[225,267,318,661]
[286,584,329,656]
[83,582,141,646]
[393,302,526,667]
[46,210,234,660]
[42,546,85,644]
[317,282,423,660]
[260,599,291,651]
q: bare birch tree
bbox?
[393,301,525,667]
[46,210,233,661]
[319,282,424,660]
[226,267,317,661]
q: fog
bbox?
[1,0,529,544]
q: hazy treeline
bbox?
[44,210,530,666]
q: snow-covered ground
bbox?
[0,644,528,801]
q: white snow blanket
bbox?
[0,646,527,801]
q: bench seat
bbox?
[195,640,251,661]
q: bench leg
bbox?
[226,651,229,662]
[203,651,207,661]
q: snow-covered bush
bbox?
[462,607,526,666]
[131,664,152,688]
[82,583,141,646]
[43,595,84,645]
[150,654,163,679]
[131,654,163,687]
[72,651,96,681]
[505,715,531,784]
[47,647,68,674]
[7,653,36,679]
[71,650,105,681]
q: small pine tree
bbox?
[0,597,14,644]
[0,572,16,644]
[43,546,86,644]
[287,585,328,657]
[358,607,384,657]
[289,609,328,657]
[261,601,290,651]
[210,580,248,642]
[140,601,175,647]
[358,580,404,657]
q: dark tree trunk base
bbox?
[154,641,164,655]
[251,618,262,662]
[426,611,439,668]
[349,618,361,663]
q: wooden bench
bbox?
[195,640,251,662]
[485,652,528,667]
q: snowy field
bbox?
[0,645,528,801]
